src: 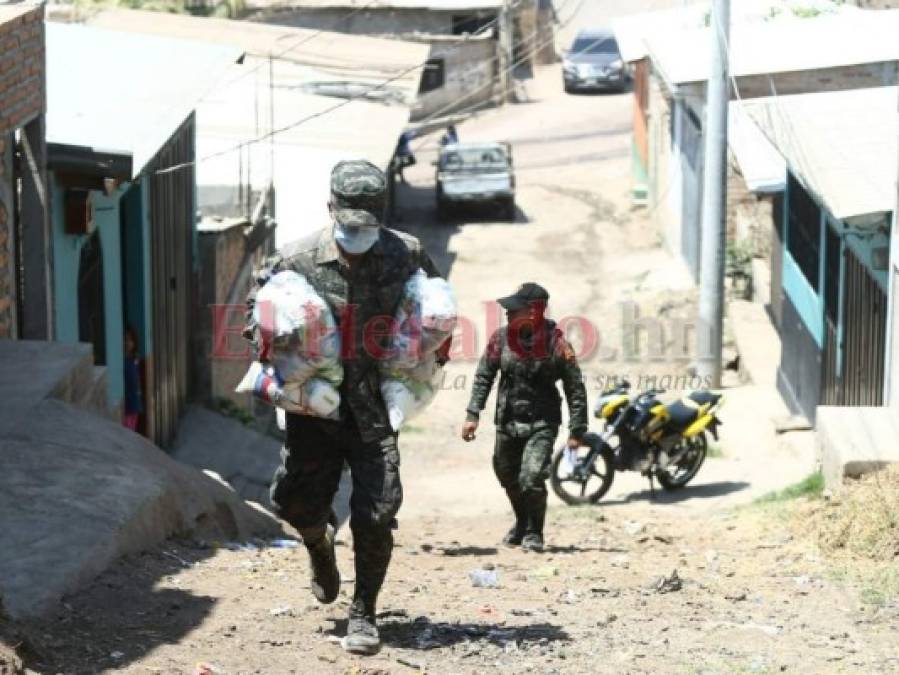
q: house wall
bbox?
[647,74,678,256]
[889,209,899,407]
[683,62,899,101]
[778,292,823,421]
[252,7,492,36]
[0,5,46,339]
[196,218,275,408]
[535,4,556,64]
[412,37,498,121]
[50,175,126,408]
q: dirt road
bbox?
[10,11,898,673]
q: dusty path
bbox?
[11,4,896,672]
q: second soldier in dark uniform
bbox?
[461,283,588,552]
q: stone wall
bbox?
[0,4,46,339]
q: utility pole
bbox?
[696,0,730,388]
[498,0,514,103]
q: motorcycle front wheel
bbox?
[550,432,615,505]
[656,432,707,490]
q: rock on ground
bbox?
[0,397,283,620]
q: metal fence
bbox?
[145,115,196,448]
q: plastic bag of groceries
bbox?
[380,352,444,431]
[390,269,457,368]
[236,270,342,419]
[236,361,341,418]
[379,270,457,430]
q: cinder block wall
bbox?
[0,4,46,338]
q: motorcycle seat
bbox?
[688,390,722,407]
[665,400,701,431]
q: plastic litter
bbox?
[468,568,499,588]
[269,538,300,549]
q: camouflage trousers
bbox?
[492,424,559,497]
[270,412,402,608]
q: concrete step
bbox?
[74,365,115,422]
[48,344,95,407]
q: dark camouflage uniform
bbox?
[466,320,588,531]
[245,224,440,610]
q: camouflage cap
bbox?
[330,159,387,228]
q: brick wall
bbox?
[0,5,45,135]
[0,4,46,339]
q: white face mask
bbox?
[333,222,380,255]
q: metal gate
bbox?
[840,246,887,407]
[145,115,195,448]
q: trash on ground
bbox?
[529,565,559,580]
[469,568,499,588]
[624,521,645,536]
[654,569,683,593]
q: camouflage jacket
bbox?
[465,321,589,437]
[245,226,441,442]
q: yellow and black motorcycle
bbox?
[550,380,724,505]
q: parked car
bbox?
[435,141,515,221]
[562,29,628,93]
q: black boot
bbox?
[521,490,546,553]
[501,488,528,547]
[301,523,340,604]
[344,525,393,655]
[345,596,381,655]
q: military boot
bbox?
[521,491,547,553]
[501,488,528,546]
[302,523,340,604]
[344,525,392,654]
[344,596,381,655]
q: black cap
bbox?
[497,282,549,311]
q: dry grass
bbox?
[794,466,899,606]
[811,466,899,561]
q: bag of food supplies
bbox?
[380,352,443,431]
[236,361,340,418]
[236,270,342,419]
[390,269,457,368]
[379,269,457,430]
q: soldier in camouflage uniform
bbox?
[461,283,588,552]
[245,160,445,655]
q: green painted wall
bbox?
[50,175,127,408]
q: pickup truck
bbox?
[435,141,515,221]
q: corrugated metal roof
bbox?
[78,10,427,243]
[742,86,898,219]
[613,0,856,65]
[728,101,785,193]
[247,0,502,9]
[195,58,413,245]
[86,9,429,105]
[646,8,899,86]
[612,4,709,64]
[46,22,241,178]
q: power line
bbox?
[408,0,587,149]
[153,8,517,176]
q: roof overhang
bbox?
[47,143,133,182]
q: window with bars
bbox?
[786,173,822,292]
